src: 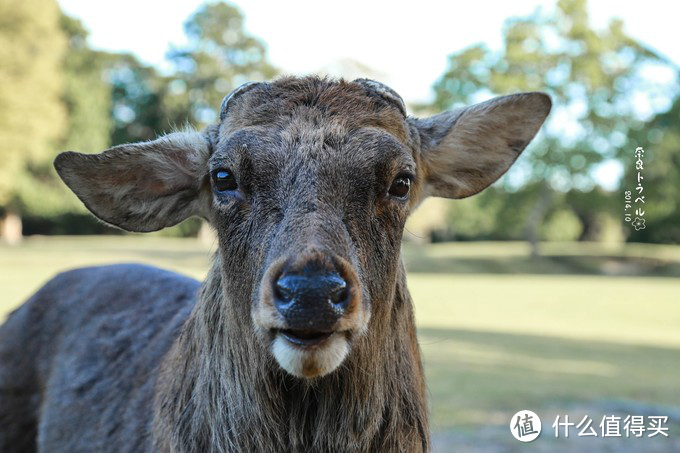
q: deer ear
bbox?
[412,92,551,199]
[54,131,211,232]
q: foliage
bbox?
[564,186,618,240]
[0,0,66,211]
[107,54,172,145]
[17,14,117,219]
[444,186,579,242]
[60,14,112,153]
[444,189,509,240]
[540,208,582,241]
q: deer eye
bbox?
[388,175,411,199]
[211,168,238,192]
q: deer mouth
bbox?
[278,329,334,347]
[271,328,351,378]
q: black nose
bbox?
[274,271,349,330]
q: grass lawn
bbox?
[2,236,679,450]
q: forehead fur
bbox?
[220,76,411,143]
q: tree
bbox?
[0,0,66,243]
[107,54,172,145]
[432,0,675,252]
[166,2,277,128]
[59,15,113,153]
[16,14,116,227]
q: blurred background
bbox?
[1,0,679,450]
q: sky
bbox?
[58,0,679,105]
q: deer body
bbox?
[0,77,550,452]
[0,265,197,452]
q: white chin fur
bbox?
[272,333,349,378]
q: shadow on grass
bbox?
[404,253,680,277]
[419,326,680,431]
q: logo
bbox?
[510,410,541,442]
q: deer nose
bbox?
[273,271,349,330]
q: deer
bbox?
[0,76,550,452]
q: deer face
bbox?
[55,77,550,379]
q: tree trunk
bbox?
[1,211,23,245]
[525,183,552,258]
[577,213,602,241]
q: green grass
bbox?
[2,236,680,444]
[0,235,214,317]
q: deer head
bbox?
[55,77,550,379]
